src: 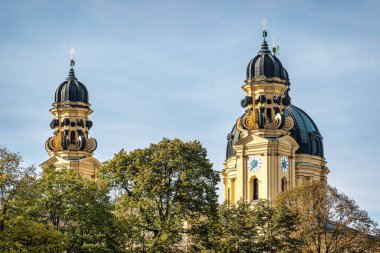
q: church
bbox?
[39,27,329,204]
[222,27,329,204]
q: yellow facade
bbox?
[40,65,100,178]
[222,137,328,204]
[222,31,329,204]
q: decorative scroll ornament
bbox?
[236,117,244,132]
[241,114,255,130]
[86,138,97,152]
[45,136,62,152]
[282,116,294,131]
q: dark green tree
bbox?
[37,166,122,253]
[218,200,300,253]
[0,215,68,253]
[100,138,220,252]
[0,147,67,252]
[219,201,258,252]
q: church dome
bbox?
[226,105,324,159]
[246,40,290,84]
[55,68,89,103]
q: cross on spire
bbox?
[69,47,75,67]
[261,17,267,30]
[261,17,268,42]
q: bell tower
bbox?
[222,24,328,204]
[41,50,101,178]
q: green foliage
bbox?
[0,147,123,253]
[0,147,67,252]
[0,147,37,230]
[0,216,68,253]
[37,166,122,253]
[1,145,379,253]
[218,200,300,253]
[101,138,220,252]
[219,201,258,252]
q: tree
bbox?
[37,166,122,253]
[100,138,220,252]
[276,182,380,253]
[218,200,300,253]
[0,147,68,252]
[0,215,68,253]
[218,201,258,252]
[0,147,37,230]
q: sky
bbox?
[0,0,379,223]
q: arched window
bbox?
[281,177,287,192]
[70,131,76,144]
[266,108,272,123]
[253,178,259,200]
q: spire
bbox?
[67,48,77,80]
[69,47,75,67]
[261,17,267,42]
[259,18,270,54]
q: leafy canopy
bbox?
[100,138,220,252]
[276,182,380,253]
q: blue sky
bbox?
[1,0,379,223]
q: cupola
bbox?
[246,30,290,84]
[54,60,89,104]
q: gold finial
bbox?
[69,47,75,67]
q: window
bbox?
[266,108,272,123]
[249,177,259,201]
[281,177,287,192]
[253,178,259,200]
[70,131,76,144]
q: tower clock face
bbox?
[248,155,262,172]
[281,156,289,173]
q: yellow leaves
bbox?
[275,182,380,252]
[0,173,8,181]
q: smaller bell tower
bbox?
[41,49,101,178]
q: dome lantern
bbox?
[54,57,89,104]
[246,27,290,84]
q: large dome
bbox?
[55,68,89,104]
[246,40,290,84]
[226,105,324,159]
